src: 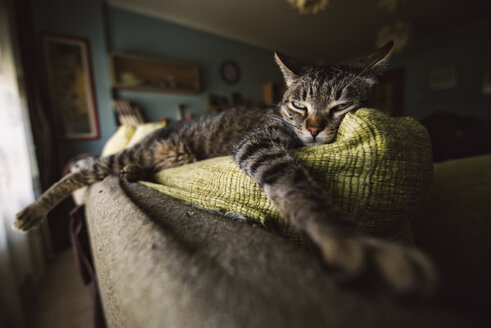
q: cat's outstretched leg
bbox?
[13,153,125,231]
[13,131,198,231]
[233,125,437,297]
[14,171,94,231]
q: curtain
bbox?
[0,1,50,327]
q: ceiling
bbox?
[106,0,491,62]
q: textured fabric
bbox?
[102,125,136,156]
[103,109,433,242]
[85,177,481,328]
[410,153,491,313]
[101,122,166,157]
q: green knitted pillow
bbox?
[131,108,432,243]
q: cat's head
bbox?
[275,41,393,145]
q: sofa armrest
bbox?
[410,153,491,312]
[84,176,482,328]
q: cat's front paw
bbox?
[13,205,46,231]
[311,228,438,297]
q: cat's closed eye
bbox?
[331,103,352,112]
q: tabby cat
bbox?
[14,41,437,296]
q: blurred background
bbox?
[1,0,491,327]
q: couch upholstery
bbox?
[410,153,491,313]
[81,154,491,327]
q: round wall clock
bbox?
[220,60,241,85]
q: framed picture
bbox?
[42,34,100,140]
[428,65,458,91]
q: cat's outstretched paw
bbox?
[120,164,144,182]
[13,206,46,231]
[310,227,438,297]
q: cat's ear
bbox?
[274,52,303,86]
[360,41,394,75]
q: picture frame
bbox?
[42,33,100,140]
[428,65,458,91]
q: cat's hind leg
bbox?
[13,171,92,231]
[14,132,199,231]
[13,153,125,231]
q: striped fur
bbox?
[14,42,438,296]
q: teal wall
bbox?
[389,23,491,121]
[107,7,282,122]
[32,1,491,161]
[32,1,282,161]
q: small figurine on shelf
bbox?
[119,72,144,87]
[166,75,177,89]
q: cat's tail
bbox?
[13,152,128,231]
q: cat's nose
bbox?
[307,126,321,137]
[306,117,324,138]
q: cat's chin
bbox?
[304,137,334,146]
[304,141,323,146]
[300,134,336,145]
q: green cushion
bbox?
[133,108,433,243]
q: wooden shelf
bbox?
[109,53,200,94]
